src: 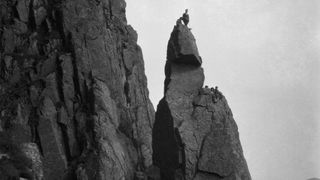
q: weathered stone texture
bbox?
[1,0,251,179]
[167,24,202,66]
[153,23,251,180]
[0,0,154,179]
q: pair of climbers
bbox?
[176,9,189,26]
[204,85,223,101]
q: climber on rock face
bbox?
[182,9,189,26]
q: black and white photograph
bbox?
[0,0,319,179]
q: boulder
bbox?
[167,24,202,66]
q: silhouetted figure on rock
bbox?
[182,9,189,26]
[213,86,223,100]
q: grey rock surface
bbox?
[0,0,154,179]
[167,24,202,66]
[153,23,251,180]
[1,0,251,179]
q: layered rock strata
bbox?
[0,0,154,179]
[153,23,251,180]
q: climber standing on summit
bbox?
[182,9,189,26]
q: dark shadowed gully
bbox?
[0,0,250,179]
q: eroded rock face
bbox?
[167,24,202,66]
[153,23,251,180]
[0,0,154,179]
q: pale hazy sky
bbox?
[125,0,320,180]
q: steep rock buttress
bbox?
[153,23,251,180]
[0,0,154,179]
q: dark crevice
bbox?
[109,1,113,18]
[196,170,225,179]
[164,61,172,94]
[164,78,171,95]
[58,123,72,162]
[64,32,82,102]
[28,107,43,155]
[55,56,65,103]
[87,74,96,115]
[68,49,84,158]
[91,0,101,6]
[121,46,132,77]
[152,99,179,180]
[83,75,97,149]
[28,0,36,31]
[39,20,49,35]
[0,29,3,51]
[53,9,66,47]
[124,81,130,105]
[0,55,6,79]
[174,55,201,66]
[37,20,50,56]
[12,5,20,20]
[19,171,34,180]
[34,127,43,155]
[121,42,133,106]
[73,113,84,154]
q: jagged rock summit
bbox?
[167,23,202,66]
[153,19,251,180]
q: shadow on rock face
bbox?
[152,98,179,180]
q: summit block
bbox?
[167,24,202,66]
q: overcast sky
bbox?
[125,0,320,179]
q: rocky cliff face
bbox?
[0,0,154,179]
[153,23,251,180]
[0,0,251,179]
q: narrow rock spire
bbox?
[153,16,251,180]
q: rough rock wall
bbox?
[0,0,154,179]
[153,23,251,180]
